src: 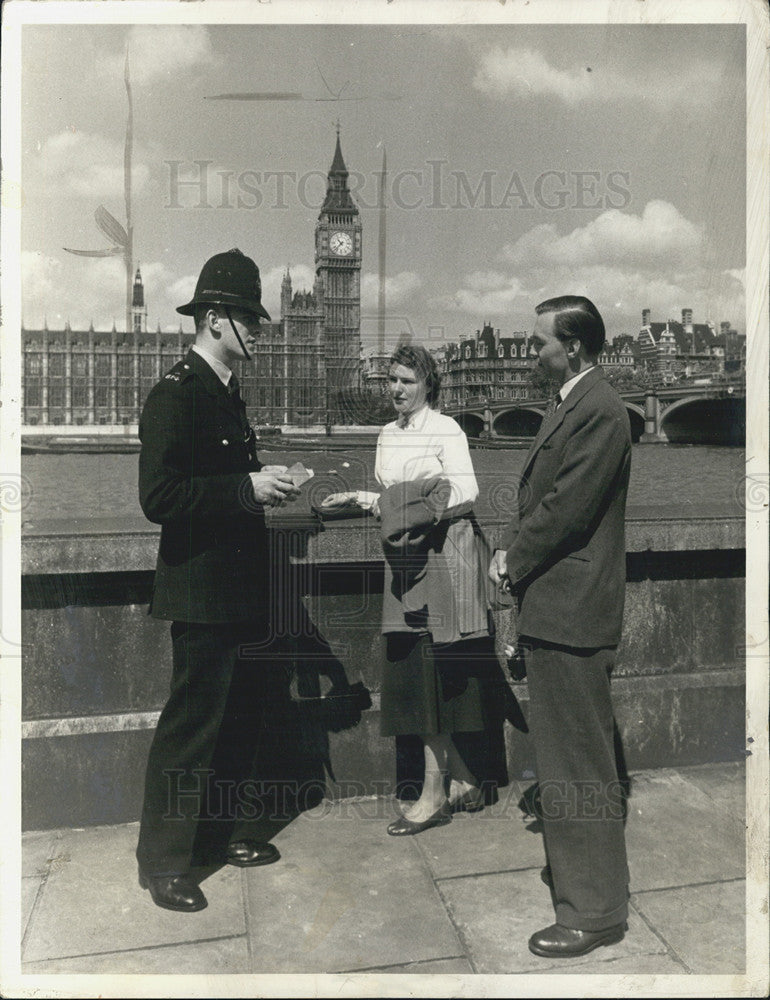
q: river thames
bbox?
[21,443,745,527]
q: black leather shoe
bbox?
[139,872,207,912]
[528,922,626,958]
[387,803,452,836]
[226,840,280,867]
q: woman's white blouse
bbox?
[374,405,479,508]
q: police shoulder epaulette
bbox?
[163,361,194,384]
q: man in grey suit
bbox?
[490,295,631,958]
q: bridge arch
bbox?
[659,395,745,445]
[454,412,485,437]
[624,403,645,443]
[492,406,545,437]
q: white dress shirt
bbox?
[558,364,596,404]
[192,344,234,388]
[375,404,478,507]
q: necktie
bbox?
[543,392,561,419]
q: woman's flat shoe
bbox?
[449,788,485,814]
[387,803,452,836]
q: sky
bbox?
[19,19,746,349]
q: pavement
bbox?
[19,761,751,980]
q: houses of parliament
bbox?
[21,133,363,428]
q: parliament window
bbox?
[25,353,42,376]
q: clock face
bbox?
[329,231,353,257]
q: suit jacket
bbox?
[378,476,491,644]
[138,348,268,623]
[502,366,631,648]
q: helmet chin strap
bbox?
[224,306,252,362]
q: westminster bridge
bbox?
[444,381,746,445]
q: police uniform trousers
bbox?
[522,638,630,931]
[136,614,288,877]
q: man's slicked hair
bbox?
[535,295,606,358]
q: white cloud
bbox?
[168,274,197,309]
[40,131,150,200]
[23,251,125,328]
[257,266,422,320]
[22,252,180,330]
[502,201,702,271]
[433,202,743,332]
[134,261,174,308]
[432,271,525,317]
[474,46,717,109]
[474,47,595,104]
[361,271,422,312]
[99,26,216,86]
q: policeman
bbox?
[136,249,300,912]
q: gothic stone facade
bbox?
[22,135,363,428]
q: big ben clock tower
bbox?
[315,126,362,397]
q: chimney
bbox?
[642,308,651,326]
[720,321,731,333]
[682,307,693,330]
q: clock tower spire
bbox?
[315,127,362,406]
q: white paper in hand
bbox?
[286,461,314,488]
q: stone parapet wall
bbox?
[20,511,745,830]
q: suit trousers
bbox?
[522,638,630,931]
[136,618,288,876]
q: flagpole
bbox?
[377,146,386,356]
[124,43,133,335]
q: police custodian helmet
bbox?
[176,248,271,320]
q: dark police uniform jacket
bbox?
[138,348,268,623]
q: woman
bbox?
[326,344,509,834]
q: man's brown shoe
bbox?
[528,922,625,958]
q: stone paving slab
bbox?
[22,935,251,974]
[349,957,474,975]
[15,763,757,983]
[632,879,746,974]
[22,823,246,963]
[437,868,668,975]
[415,812,547,881]
[525,952,688,976]
[241,801,462,973]
[22,830,62,879]
[624,770,745,892]
[21,879,41,942]
[678,761,746,816]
